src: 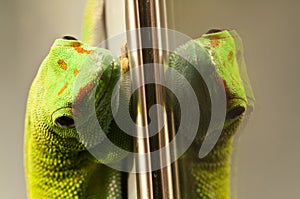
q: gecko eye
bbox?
[205,29,223,34]
[226,106,245,119]
[62,36,78,40]
[55,116,75,128]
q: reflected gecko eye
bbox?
[62,36,78,40]
[226,106,245,119]
[55,116,75,128]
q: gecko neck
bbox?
[196,139,233,199]
[27,127,122,198]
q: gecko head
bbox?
[168,31,249,153]
[33,38,120,147]
[38,38,91,141]
[29,37,133,163]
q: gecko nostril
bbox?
[55,116,75,128]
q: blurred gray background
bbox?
[1,0,299,198]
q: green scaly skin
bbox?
[169,29,254,198]
[24,38,130,198]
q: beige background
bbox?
[1,0,299,198]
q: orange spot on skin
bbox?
[58,83,68,95]
[228,51,233,61]
[210,39,220,48]
[72,42,81,48]
[57,59,67,70]
[74,69,79,76]
[75,47,92,54]
[71,42,92,54]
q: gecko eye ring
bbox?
[51,108,75,128]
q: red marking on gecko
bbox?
[58,83,68,95]
[72,42,92,54]
[222,79,230,94]
[228,51,233,61]
[210,39,220,48]
[75,82,95,103]
[217,76,230,97]
[57,59,67,70]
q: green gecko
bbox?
[169,29,254,198]
[24,1,253,198]
[24,37,131,198]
